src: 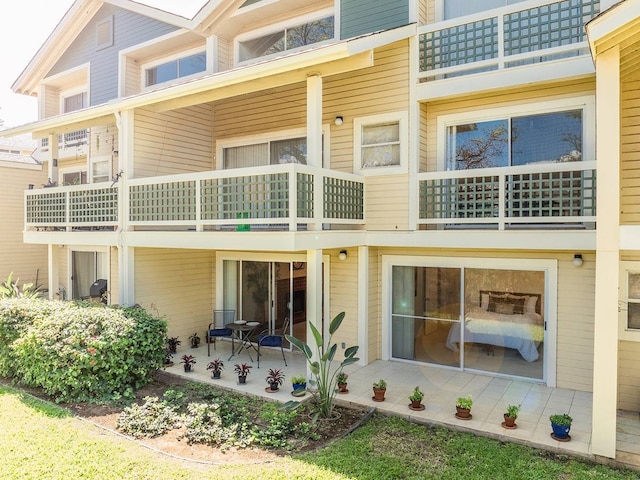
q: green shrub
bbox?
[182,402,254,448]
[0,298,167,402]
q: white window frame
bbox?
[140,45,207,90]
[353,110,408,176]
[90,155,112,184]
[234,8,336,65]
[619,262,640,341]
[68,246,110,301]
[381,254,558,387]
[96,16,114,50]
[58,165,88,186]
[436,96,595,171]
[60,86,88,114]
[217,125,331,169]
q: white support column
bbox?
[48,133,58,185]
[47,244,59,301]
[357,246,369,365]
[306,249,323,375]
[116,109,135,305]
[307,75,323,231]
[592,45,620,459]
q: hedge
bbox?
[0,298,167,402]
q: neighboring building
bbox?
[3,0,640,461]
[0,134,48,290]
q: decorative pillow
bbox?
[487,294,526,315]
[487,294,509,313]
[524,295,538,314]
[505,294,528,315]
[480,293,489,310]
[495,302,515,314]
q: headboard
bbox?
[479,290,542,315]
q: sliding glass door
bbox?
[390,260,547,381]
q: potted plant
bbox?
[234,363,252,384]
[291,375,307,395]
[167,336,181,354]
[337,372,348,393]
[550,413,573,441]
[206,358,224,379]
[372,379,387,402]
[408,386,425,410]
[503,404,521,429]
[455,395,473,419]
[180,354,196,372]
[163,347,174,367]
[265,368,285,392]
[189,332,201,349]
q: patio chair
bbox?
[207,309,235,356]
[257,316,289,368]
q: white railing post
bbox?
[195,179,203,232]
[65,191,71,232]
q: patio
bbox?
[164,339,639,468]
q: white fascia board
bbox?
[587,0,640,53]
[102,0,194,25]
[366,230,596,251]
[346,23,416,55]
[2,41,360,138]
[417,57,595,102]
[23,231,119,246]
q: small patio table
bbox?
[226,321,261,361]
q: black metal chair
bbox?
[257,317,289,368]
[207,309,235,356]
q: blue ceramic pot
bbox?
[551,422,571,439]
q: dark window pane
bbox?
[286,16,334,49]
[179,53,206,77]
[448,120,508,170]
[511,110,582,166]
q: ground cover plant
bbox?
[1,381,638,480]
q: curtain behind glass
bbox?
[224,143,269,169]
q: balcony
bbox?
[40,129,89,157]
[417,161,596,230]
[417,0,600,85]
[25,164,364,232]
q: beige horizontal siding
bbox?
[619,340,640,411]
[109,247,119,306]
[134,105,214,177]
[124,56,140,97]
[134,248,215,341]
[328,248,359,359]
[217,37,230,72]
[0,164,48,289]
[423,79,596,172]
[43,85,60,119]
[620,78,640,224]
[365,174,409,230]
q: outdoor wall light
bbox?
[338,250,347,261]
[334,116,343,126]
[573,254,583,267]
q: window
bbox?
[91,155,112,184]
[224,137,307,169]
[63,92,87,113]
[354,111,407,174]
[442,0,526,20]
[60,169,88,186]
[447,110,583,171]
[144,50,206,87]
[96,16,113,50]
[238,14,334,62]
[620,265,640,341]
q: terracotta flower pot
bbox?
[503,414,517,428]
[338,382,348,393]
[411,399,422,409]
[456,406,471,418]
[373,387,386,402]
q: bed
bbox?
[445,291,544,362]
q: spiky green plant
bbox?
[286,311,359,418]
[0,272,42,299]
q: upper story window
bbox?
[144,49,206,87]
[441,98,594,172]
[223,136,308,168]
[237,12,334,63]
[354,111,408,175]
[62,91,88,113]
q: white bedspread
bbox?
[445,306,543,362]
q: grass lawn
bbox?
[1,384,637,480]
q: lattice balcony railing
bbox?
[418,0,600,80]
[418,161,596,229]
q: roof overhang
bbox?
[3,24,415,139]
[587,0,640,57]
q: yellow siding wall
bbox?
[328,248,359,356]
[368,247,381,359]
[365,174,409,230]
[43,85,60,119]
[134,248,215,341]
[124,56,140,97]
[217,37,230,72]
[369,248,595,391]
[134,105,214,177]
[0,163,48,288]
[620,79,640,224]
[422,79,595,172]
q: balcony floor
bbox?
[163,340,639,469]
